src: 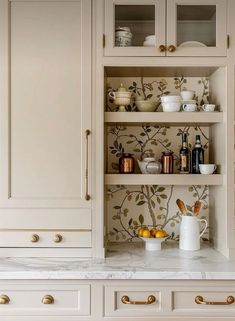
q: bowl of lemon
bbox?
[138,227,168,251]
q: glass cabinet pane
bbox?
[114,5,155,47]
[177,5,216,47]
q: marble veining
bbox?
[0,242,235,280]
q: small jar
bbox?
[161,151,174,174]
[119,153,135,174]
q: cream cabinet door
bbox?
[166,0,227,56]
[0,1,92,225]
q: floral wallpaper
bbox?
[105,76,210,243]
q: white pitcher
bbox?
[179,216,208,251]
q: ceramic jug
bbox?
[137,157,162,174]
[179,216,208,251]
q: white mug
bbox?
[199,164,216,175]
[202,104,215,112]
[180,216,208,251]
[182,104,197,112]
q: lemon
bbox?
[155,229,168,238]
[150,228,157,237]
[142,229,151,238]
[138,228,145,237]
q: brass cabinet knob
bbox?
[168,45,176,52]
[195,295,235,305]
[53,234,63,243]
[42,295,54,305]
[0,295,10,304]
[158,45,166,52]
[31,234,39,243]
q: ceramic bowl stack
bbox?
[115,27,132,47]
[161,95,181,112]
[143,35,156,47]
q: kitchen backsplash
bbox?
[106,76,210,243]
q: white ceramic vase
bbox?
[179,216,208,251]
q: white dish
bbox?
[143,41,155,47]
[141,237,167,251]
[136,100,157,112]
[161,95,181,103]
[162,102,181,112]
[180,90,195,101]
[145,35,156,41]
[179,41,207,48]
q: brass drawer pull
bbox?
[195,295,235,305]
[0,295,10,305]
[42,295,54,305]
[85,129,91,201]
[53,234,63,243]
[158,44,166,52]
[31,234,39,243]
[168,45,176,52]
[121,295,156,305]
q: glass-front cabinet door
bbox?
[104,0,166,56]
[167,0,227,56]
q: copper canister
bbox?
[161,151,174,174]
[119,153,135,174]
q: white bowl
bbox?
[161,95,181,103]
[162,102,181,112]
[199,164,216,175]
[180,90,195,101]
[141,237,167,251]
[136,100,157,112]
[143,41,155,47]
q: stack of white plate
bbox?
[143,35,156,47]
[115,27,133,47]
[161,95,181,112]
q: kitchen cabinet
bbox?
[0,0,92,256]
[104,0,227,57]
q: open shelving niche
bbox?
[104,66,227,257]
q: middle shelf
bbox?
[105,174,223,186]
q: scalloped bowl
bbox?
[141,237,167,251]
[136,100,157,112]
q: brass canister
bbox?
[119,153,135,174]
[161,151,174,174]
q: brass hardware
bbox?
[103,34,105,48]
[168,45,176,52]
[159,45,166,52]
[42,295,54,305]
[195,295,235,305]
[227,35,230,49]
[31,234,39,243]
[85,129,91,201]
[53,234,63,243]
[0,295,10,305]
[121,295,156,305]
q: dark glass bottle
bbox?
[179,132,190,174]
[192,135,204,174]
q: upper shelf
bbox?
[105,112,223,126]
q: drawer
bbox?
[105,286,161,316]
[0,230,91,247]
[172,288,235,316]
[0,284,90,316]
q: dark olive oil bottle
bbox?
[192,135,204,174]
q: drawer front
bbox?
[105,286,161,316]
[172,288,235,316]
[0,284,90,316]
[0,231,91,248]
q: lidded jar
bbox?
[119,153,135,174]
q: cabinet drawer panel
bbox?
[173,289,235,315]
[0,284,90,316]
[0,231,91,248]
[105,286,161,316]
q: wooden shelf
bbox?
[105,112,223,126]
[105,174,223,186]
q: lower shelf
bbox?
[105,174,223,186]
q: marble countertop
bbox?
[0,242,235,280]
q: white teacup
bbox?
[199,164,217,175]
[180,90,195,101]
[202,104,215,112]
[182,103,197,112]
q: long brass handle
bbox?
[85,129,91,201]
[42,295,54,305]
[158,45,166,52]
[31,234,39,243]
[53,234,63,243]
[121,295,156,305]
[195,295,235,305]
[0,295,10,304]
[168,45,176,52]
